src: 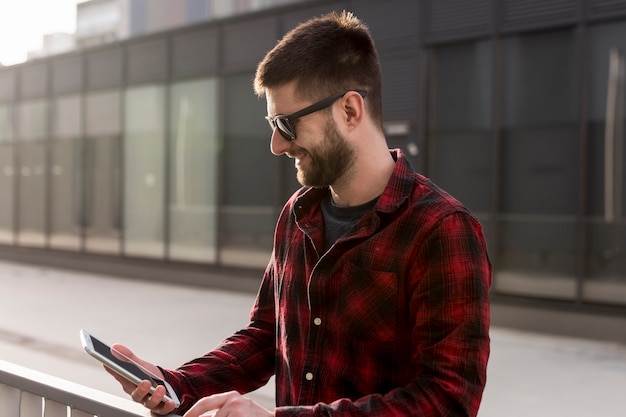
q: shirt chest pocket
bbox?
[336,263,399,342]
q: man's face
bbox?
[266,84,356,188]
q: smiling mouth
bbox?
[289,151,308,167]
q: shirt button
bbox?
[305,372,314,381]
[313,317,322,326]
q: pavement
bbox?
[1,259,626,416]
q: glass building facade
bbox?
[0,0,625,323]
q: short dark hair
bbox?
[254,11,383,129]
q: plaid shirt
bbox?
[163,149,491,417]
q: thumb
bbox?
[111,343,137,362]
[111,343,164,379]
[110,343,136,362]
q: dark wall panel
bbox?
[0,69,17,102]
[379,50,420,119]
[20,63,48,99]
[423,0,493,43]
[501,0,580,32]
[51,55,83,95]
[126,37,168,85]
[588,0,626,19]
[86,47,123,90]
[222,16,278,73]
[350,0,419,49]
[280,1,348,35]
[172,27,219,79]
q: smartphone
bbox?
[79,329,181,408]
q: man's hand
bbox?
[184,391,274,417]
[104,343,177,415]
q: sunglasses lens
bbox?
[265,116,296,141]
[275,117,295,141]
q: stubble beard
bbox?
[296,117,356,188]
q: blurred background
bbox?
[0,0,625,415]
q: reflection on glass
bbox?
[85,91,122,254]
[17,100,47,247]
[0,105,13,243]
[584,22,626,304]
[429,40,493,214]
[50,95,82,250]
[495,30,580,299]
[220,73,277,268]
[124,85,165,258]
[169,79,219,262]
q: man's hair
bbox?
[254,11,383,129]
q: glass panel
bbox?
[86,91,122,137]
[169,78,219,262]
[0,143,14,243]
[18,100,47,141]
[0,105,13,142]
[49,95,82,250]
[495,219,578,299]
[0,105,14,243]
[85,91,122,254]
[584,22,626,304]
[429,40,493,214]
[17,100,47,247]
[496,29,580,299]
[220,73,277,268]
[124,85,165,258]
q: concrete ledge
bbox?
[0,244,262,294]
[491,301,626,345]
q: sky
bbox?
[0,0,83,66]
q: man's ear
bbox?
[339,91,365,128]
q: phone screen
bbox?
[89,334,161,388]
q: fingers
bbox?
[102,350,175,415]
[103,365,136,394]
[131,380,177,415]
[183,391,273,417]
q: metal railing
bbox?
[0,359,163,417]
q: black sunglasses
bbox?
[265,90,367,141]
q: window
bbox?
[496,29,581,299]
[85,90,122,254]
[584,22,626,304]
[17,100,48,247]
[220,73,277,268]
[0,104,13,243]
[49,95,82,250]
[428,40,493,214]
[168,78,219,262]
[124,85,166,258]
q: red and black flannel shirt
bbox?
[162,149,492,417]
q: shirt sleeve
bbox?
[160,262,278,414]
[276,211,492,417]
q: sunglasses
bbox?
[265,90,367,141]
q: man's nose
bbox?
[269,128,292,156]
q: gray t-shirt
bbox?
[320,193,378,252]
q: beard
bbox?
[295,116,356,187]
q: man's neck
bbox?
[330,150,396,208]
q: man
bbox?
[107,11,491,417]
